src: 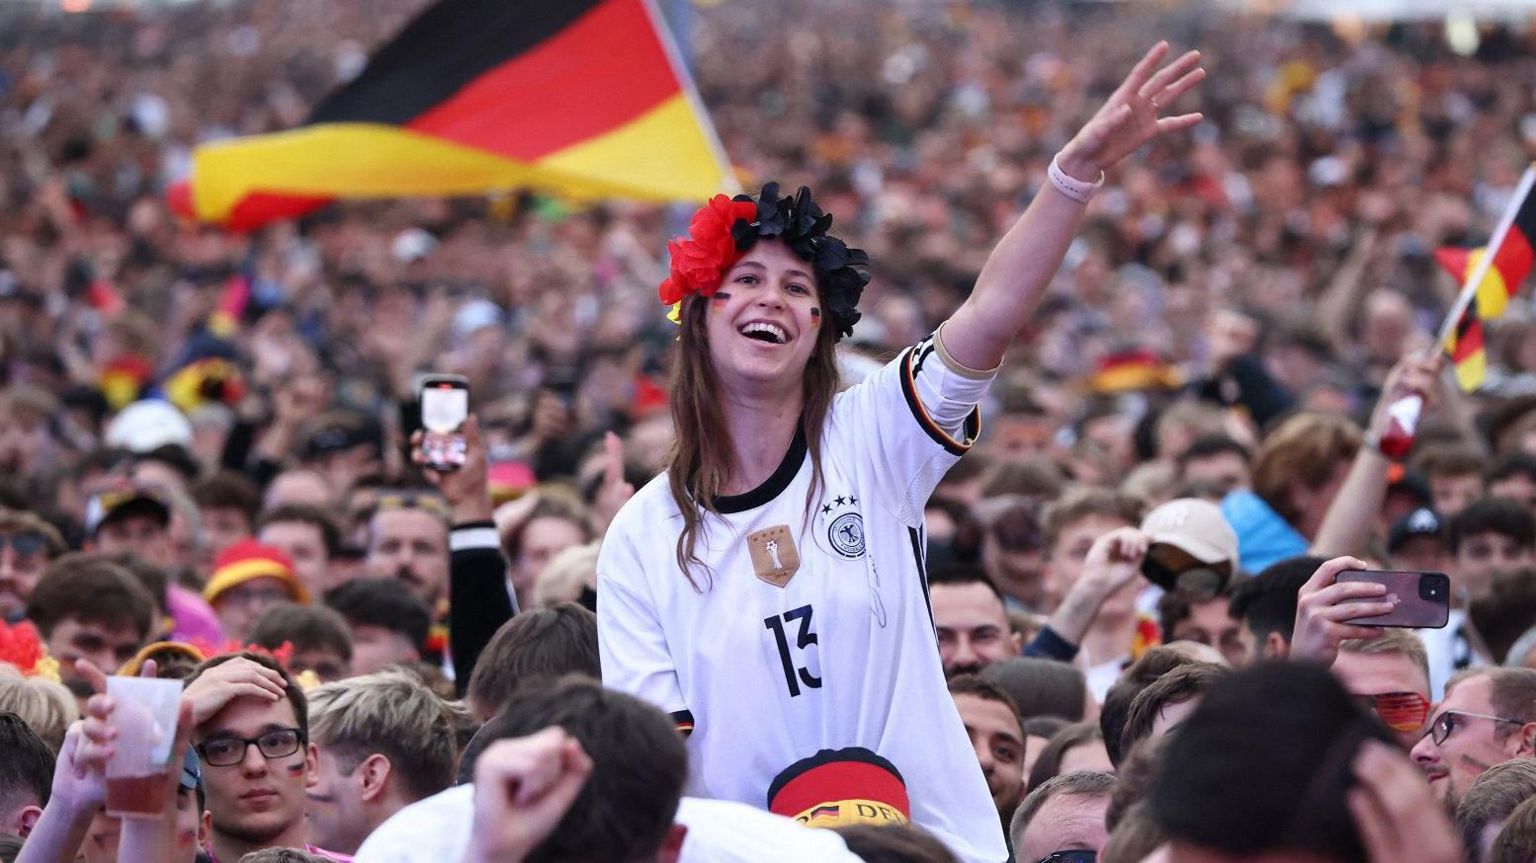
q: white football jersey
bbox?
[599,331,1008,863]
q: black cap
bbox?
[1387,507,1442,553]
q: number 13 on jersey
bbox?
[765,604,822,697]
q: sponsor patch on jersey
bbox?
[748,525,800,587]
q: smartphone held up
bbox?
[1338,570,1450,629]
[418,374,469,472]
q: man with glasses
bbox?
[1410,667,1536,810]
[1332,631,1433,749]
[1008,770,1114,863]
[0,509,64,623]
[183,652,351,861]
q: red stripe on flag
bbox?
[406,0,679,162]
[1492,225,1535,296]
[1451,315,1484,363]
[1435,246,1472,281]
[225,192,333,233]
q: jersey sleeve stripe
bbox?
[898,346,982,457]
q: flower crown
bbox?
[659,183,870,340]
[0,620,60,682]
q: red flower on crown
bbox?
[0,620,49,678]
[658,195,758,306]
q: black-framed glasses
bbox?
[196,727,305,767]
[1037,851,1097,863]
[1427,710,1523,746]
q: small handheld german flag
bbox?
[1437,165,1536,392]
[171,0,734,231]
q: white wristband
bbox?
[1048,154,1105,204]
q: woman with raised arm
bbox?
[598,44,1204,862]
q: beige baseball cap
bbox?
[1141,497,1239,569]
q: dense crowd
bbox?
[3,0,1536,860]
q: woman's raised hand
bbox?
[1056,42,1205,182]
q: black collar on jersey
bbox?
[713,425,808,514]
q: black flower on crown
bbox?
[660,183,869,341]
[730,182,869,340]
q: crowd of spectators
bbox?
[4,0,1536,860]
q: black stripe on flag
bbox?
[307,0,608,126]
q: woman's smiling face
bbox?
[704,239,823,396]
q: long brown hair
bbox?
[666,265,841,589]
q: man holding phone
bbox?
[1289,556,1439,667]
[1289,557,1445,749]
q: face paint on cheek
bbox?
[1459,753,1496,775]
[287,763,306,777]
[810,307,821,328]
[710,291,732,311]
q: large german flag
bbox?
[1437,166,1536,391]
[177,0,732,231]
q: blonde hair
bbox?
[1250,413,1361,525]
[532,542,599,608]
[307,670,466,802]
[1041,486,1146,557]
[0,664,77,753]
[1340,630,1430,683]
[1120,461,1178,508]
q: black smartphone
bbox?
[418,374,469,471]
[1337,570,1450,629]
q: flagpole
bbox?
[1437,164,1536,347]
[642,0,739,197]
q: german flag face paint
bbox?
[710,291,732,312]
[810,307,821,328]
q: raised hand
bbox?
[1057,42,1205,182]
[1289,556,1394,666]
[414,414,494,523]
[180,656,285,726]
[1082,526,1150,594]
[591,431,635,534]
[1044,527,1150,648]
[462,728,594,863]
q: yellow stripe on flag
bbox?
[190,107,730,223]
[1464,248,1514,319]
[1454,348,1486,391]
[531,94,729,203]
[191,124,545,222]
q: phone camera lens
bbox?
[1420,578,1443,601]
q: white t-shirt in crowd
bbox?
[352,785,865,863]
[598,331,1009,863]
[1418,608,1487,700]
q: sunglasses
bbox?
[369,492,450,517]
[1141,556,1229,598]
[1355,691,1432,733]
[1037,851,1097,863]
[0,532,47,557]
